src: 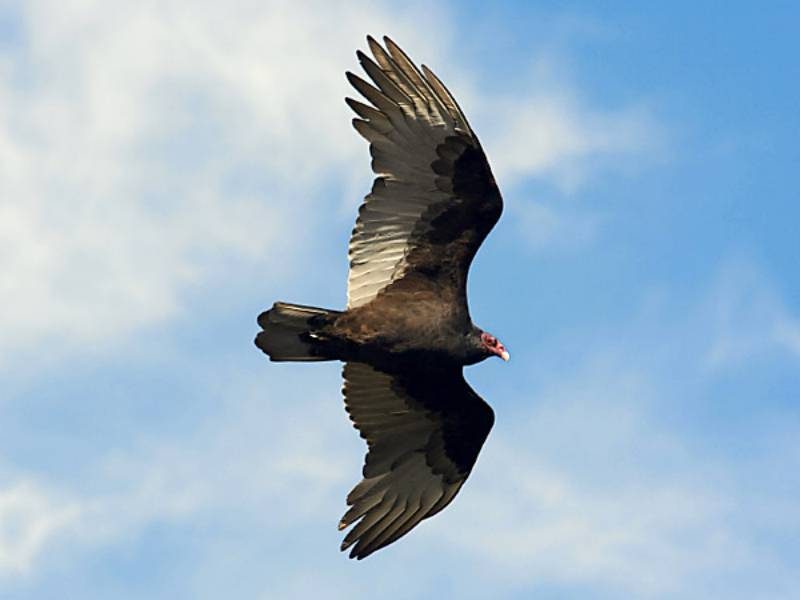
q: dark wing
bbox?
[339,362,494,559]
[346,36,502,311]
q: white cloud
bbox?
[0,0,449,369]
[430,325,799,598]
[441,400,742,597]
[0,0,666,369]
[411,259,800,597]
[479,56,659,193]
[0,370,356,578]
[0,481,81,576]
[2,261,799,595]
[462,54,662,254]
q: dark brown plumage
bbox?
[255,36,507,559]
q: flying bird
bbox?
[255,36,507,559]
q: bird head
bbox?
[480,331,510,362]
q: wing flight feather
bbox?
[339,362,494,559]
[346,37,502,311]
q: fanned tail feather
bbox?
[254,302,341,362]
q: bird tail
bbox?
[254,302,342,362]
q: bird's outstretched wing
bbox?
[346,36,502,312]
[339,361,494,559]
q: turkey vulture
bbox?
[255,36,507,559]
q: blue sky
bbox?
[1,1,799,598]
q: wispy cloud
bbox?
[439,368,745,597]
[462,53,663,255]
[0,0,448,369]
[704,259,800,368]
[0,369,354,578]
[5,261,798,597]
[480,55,660,193]
[0,481,81,576]
[431,261,800,598]
[0,0,668,370]
[513,201,602,252]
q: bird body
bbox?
[255,36,507,559]
[259,299,488,367]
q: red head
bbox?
[480,331,510,362]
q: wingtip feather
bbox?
[366,34,383,54]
